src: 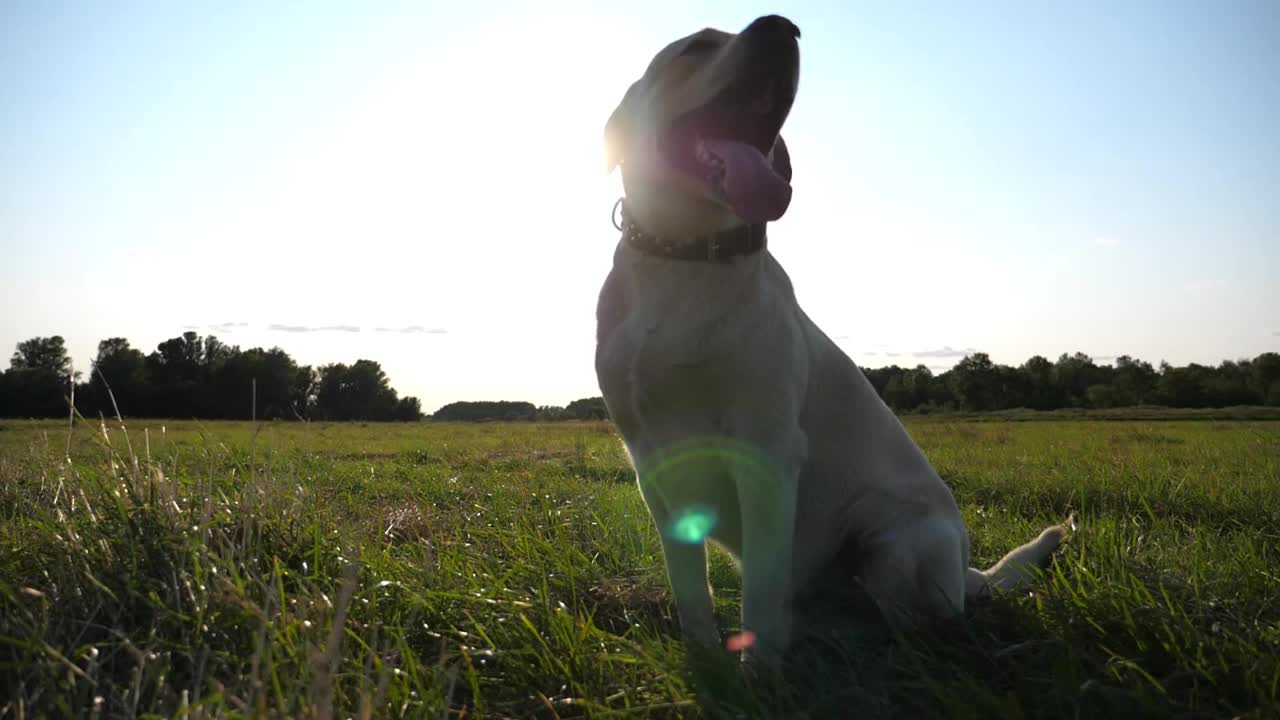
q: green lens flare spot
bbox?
[669,506,718,544]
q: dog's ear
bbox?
[771,135,792,183]
[604,81,640,174]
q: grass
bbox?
[1,417,1278,718]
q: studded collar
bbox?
[615,200,768,263]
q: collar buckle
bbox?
[706,235,720,262]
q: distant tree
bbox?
[1251,352,1280,406]
[393,396,423,422]
[315,360,403,421]
[881,366,912,410]
[0,332,424,420]
[536,405,568,421]
[1201,359,1255,407]
[949,353,1000,411]
[2,336,74,417]
[87,337,148,415]
[861,366,896,397]
[1,365,67,418]
[209,347,299,419]
[202,335,234,372]
[1112,355,1157,405]
[433,400,538,422]
[884,365,933,411]
[314,363,346,418]
[146,331,206,416]
[911,366,942,408]
[1020,355,1059,410]
[1085,383,1122,408]
[11,336,74,376]
[995,364,1031,409]
[1155,361,1205,408]
[565,396,609,420]
[7,329,1277,420]
[1053,352,1098,408]
[291,366,318,419]
[150,332,203,383]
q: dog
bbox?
[594,15,1072,663]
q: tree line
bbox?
[861,351,1280,413]
[2,334,1277,421]
[433,397,609,422]
[0,333,422,421]
[436,352,1280,419]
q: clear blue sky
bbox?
[3,1,1277,412]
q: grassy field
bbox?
[1,417,1278,719]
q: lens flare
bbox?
[726,631,756,652]
[642,435,779,546]
[669,505,718,544]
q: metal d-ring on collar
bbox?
[611,197,625,232]
[611,198,767,263]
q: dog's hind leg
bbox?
[966,514,1076,599]
[861,515,969,620]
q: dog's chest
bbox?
[594,250,771,425]
[597,254,757,363]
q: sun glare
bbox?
[148,15,648,410]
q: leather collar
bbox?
[616,200,767,263]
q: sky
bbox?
[2,1,1278,413]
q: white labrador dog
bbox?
[594,15,1072,662]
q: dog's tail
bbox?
[964,514,1076,599]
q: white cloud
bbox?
[914,345,979,358]
[182,322,248,333]
[268,324,361,333]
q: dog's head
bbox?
[605,15,800,238]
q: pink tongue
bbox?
[699,138,792,223]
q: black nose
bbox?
[745,15,801,39]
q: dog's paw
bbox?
[1062,512,1079,535]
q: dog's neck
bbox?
[616,200,767,264]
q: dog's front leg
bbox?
[638,479,720,648]
[732,428,803,665]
